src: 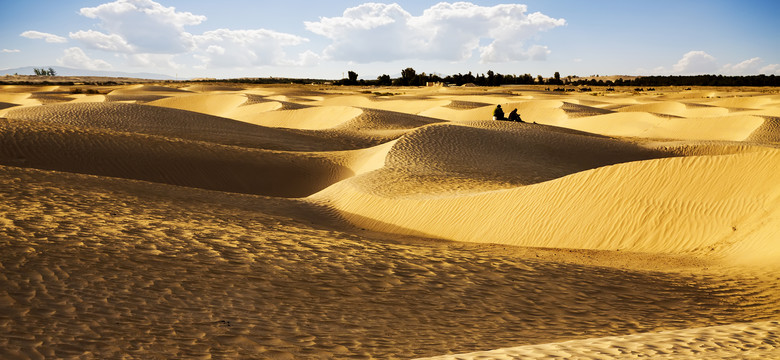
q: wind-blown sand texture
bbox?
[1,84,779,359]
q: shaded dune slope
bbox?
[104,85,192,103]
[746,116,780,144]
[0,119,353,197]
[3,102,385,151]
[335,108,443,131]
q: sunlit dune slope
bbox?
[313,133,780,263]
[69,94,107,103]
[545,112,765,141]
[147,93,249,117]
[417,321,780,360]
[181,84,245,92]
[614,100,730,118]
[318,95,451,114]
[108,84,189,94]
[419,99,567,122]
[334,121,673,196]
[0,92,41,109]
[226,105,363,130]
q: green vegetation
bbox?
[2,67,777,87]
[33,67,56,76]
[329,68,779,87]
[574,75,779,87]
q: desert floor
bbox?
[1,83,779,359]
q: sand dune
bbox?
[0,92,41,109]
[417,321,780,359]
[226,105,363,130]
[2,101,386,151]
[2,164,778,359]
[0,118,353,197]
[223,100,284,120]
[546,112,765,141]
[68,94,107,103]
[109,84,190,93]
[319,94,452,114]
[1,83,779,359]
[330,121,673,196]
[707,95,773,109]
[559,101,615,118]
[181,84,245,92]
[105,84,191,103]
[314,145,780,263]
[147,93,249,117]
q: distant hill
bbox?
[0,66,177,80]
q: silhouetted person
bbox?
[508,108,523,122]
[493,104,505,120]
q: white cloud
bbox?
[20,30,67,43]
[127,53,179,69]
[193,29,309,68]
[304,2,565,63]
[78,0,205,54]
[672,51,718,74]
[760,64,780,75]
[69,30,134,53]
[295,50,322,67]
[70,0,312,70]
[2,49,21,53]
[721,57,763,75]
[57,47,113,70]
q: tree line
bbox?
[33,67,57,76]
[336,68,541,86]
[571,74,780,87]
[336,68,780,87]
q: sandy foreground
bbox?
[0,83,779,359]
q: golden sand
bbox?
[1,84,779,359]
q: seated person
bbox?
[493,104,505,120]
[507,108,523,122]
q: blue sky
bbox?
[1,0,778,79]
